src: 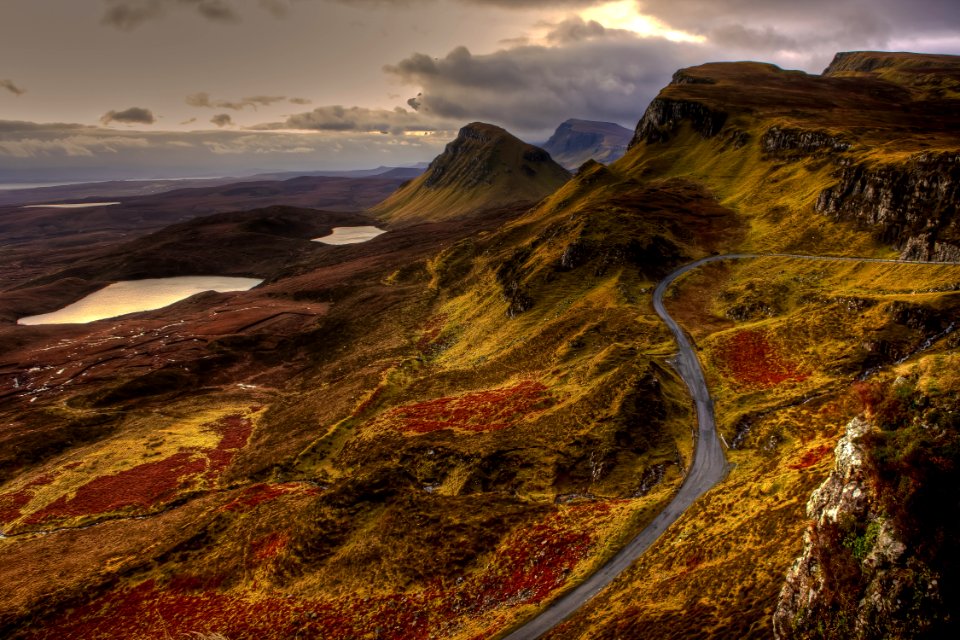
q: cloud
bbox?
[0,118,449,181]
[330,0,603,6]
[255,104,451,134]
[186,92,246,110]
[186,92,311,110]
[0,121,92,134]
[0,132,151,158]
[100,107,157,126]
[542,16,630,44]
[180,117,198,125]
[101,0,240,30]
[246,95,287,106]
[211,113,234,127]
[1,80,25,96]
[100,0,605,29]
[634,0,960,53]
[384,38,707,134]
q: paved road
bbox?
[500,255,732,640]
[499,252,960,640]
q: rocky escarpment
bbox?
[773,417,942,639]
[761,126,851,157]
[816,152,960,261]
[629,98,728,147]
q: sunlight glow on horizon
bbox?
[580,0,706,43]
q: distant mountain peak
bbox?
[541,119,633,170]
[371,122,570,222]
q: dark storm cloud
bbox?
[187,92,311,110]
[256,105,446,134]
[384,39,704,132]
[102,0,240,30]
[210,113,234,127]
[1,80,26,96]
[100,107,157,125]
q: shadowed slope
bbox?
[371,123,571,223]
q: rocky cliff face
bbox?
[629,98,728,147]
[761,126,851,156]
[816,152,960,261]
[773,417,942,639]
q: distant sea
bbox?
[0,182,86,191]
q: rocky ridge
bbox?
[629,97,728,147]
[816,152,960,261]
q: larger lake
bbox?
[18,276,262,325]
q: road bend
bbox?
[500,252,960,640]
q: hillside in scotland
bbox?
[0,50,959,640]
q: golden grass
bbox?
[548,248,960,638]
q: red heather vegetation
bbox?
[789,443,833,470]
[24,415,253,525]
[220,482,321,513]
[417,313,448,351]
[715,329,808,389]
[24,453,208,525]
[467,501,612,608]
[252,532,290,563]
[851,380,914,429]
[33,502,618,640]
[0,474,54,525]
[383,380,551,434]
[203,414,255,481]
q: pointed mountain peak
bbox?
[372,122,570,223]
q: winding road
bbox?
[501,252,960,640]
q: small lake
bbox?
[18,276,262,325]
[22,202,121,209]
[313,226,386,245]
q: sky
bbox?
[1,0,959,182]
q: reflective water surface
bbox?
[312,226,386,245]
[18,276,262,325]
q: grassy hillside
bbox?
[371,122,571,224]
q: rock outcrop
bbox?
[773,417,942,639]
[816,152,960,261]
[629,98,728,147]
[761,126,851,156]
